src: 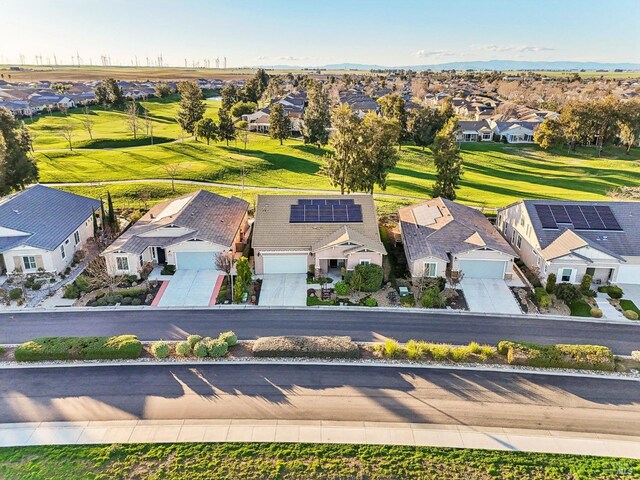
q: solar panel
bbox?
[289,200,363,223]
[325,199,341,205]
[550,205,571,224]
[580,206,606,230]
[339,199,354,205]
[333,206,348,221]
[319,206,333,222]
[298,199,313,205]
[304,205,319,221]
[594,206,623,231]
[312,199,326,206]
[347,205,363,222]
[535,205,557,229]
[565,205,589,229]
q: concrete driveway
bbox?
[461,278,521,314]
[259,274,307,306]
[157,270,219,307]
[619,284,640,308]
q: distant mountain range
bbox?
[254,60,640,71]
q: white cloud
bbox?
[471,44,555,53]
[255,55,310,62]
[414,49,456,58]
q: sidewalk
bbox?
[0,419,638,459]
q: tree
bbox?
[91,208,99,237]
[162,163,183,192]
[217,108,236,146]
[106,191,117,232]
[618,99,640,153]
[94,78,124,108]
[592,95,621,157]
[220,84,237,112]
[176,81,206,134]
[125,101,139,139]
[432,117,463,200]
[0,108,38,195]
[409,107,442,151]
[215,251,235,303]
[322,104,362,194]
[85,256,124,294]
[194,117,218,145]
[269,103,290,145]
[143,110,154,145]
[440,96,454,120]
[378,93,407,149]
[235,257,252,289]
[534,118,564,149]
[230,101,257,118]
[357,113,398,193]
[81,106,94,140]
[302,80,330,147]
[154,82,172,98]
[59,120,75,151]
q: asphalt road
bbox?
[1,309,639,353]
[1,364,638,436]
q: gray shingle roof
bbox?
[522,200,640,257]
[0,185,101,251]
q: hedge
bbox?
[151,341,170,359]
[14,335,143,362]
[497,340,615,371]
[252,336,360,359]
[218,331,237,347]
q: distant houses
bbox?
[454,119,539,144]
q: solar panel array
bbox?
[289,199,363,223]
[534,204,622,231]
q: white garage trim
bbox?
[458,260,507,279]
[175,251,219,270]
[616,265,640,284]
[263,254,308,274]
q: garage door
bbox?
[263,255,307,274]
[175,251,219,270]
[617,265,640,284]
[459,260,506,279]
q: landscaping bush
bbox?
[607,285,624,299]
[624,310,639,320]
[206,338,228,358]
[14,335,143,361]
[151,341,170,359]
[383,338,401,358]
[119,286,148,298]
[420,286,445,308]
[545,273,556,294]
[121,297,133,305]
[333,281,349,296]
[580,274,592,292]
[597,285,609,293]
[535,287,552,308]
[497,340,615,371]
[590,307,603,318]
[554,283,582,305]
[468,341,481,355]
[9,288,23,300]
[350,264,384,292]
[406,340,424,360]
[252,336,359,359]
[620,299,640,316]
[131,298,142,306]
[160,265,176,276]
[364,297,377,307]
[31,282,42,291]
[175,341,191,356]
[193,342,208,358]
[449,346,470,362]
[218,331,238,347]
[400,295,416,307]
[187,334,203,347]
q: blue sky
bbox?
[2,0,639,67]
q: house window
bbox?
[60,245,66,259]
[23,256,37,270]
[359,259,371,265]
[116,257,129,271]
[74,231,80,245]
[139,255,144,267]
[516,235,522,249]
[560,268,573,282]
[424,262,437,277]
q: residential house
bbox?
[339,90,379,118]
[399,198,516,280]
[489,120,539,143]
[497,200,640,285]
[252,195,386,275]
[102,191,249,277]
[0,185,101,274]
[455,120,494,142]
[242,91,307,133]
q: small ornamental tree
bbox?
[545,273,557,294]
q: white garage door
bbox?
[617,265,640,284]
[459,260,506,279]
[175,251,219,270]
[263,255,307,274]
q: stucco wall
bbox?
[408,256,448,278]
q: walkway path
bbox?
[595,291,625,320]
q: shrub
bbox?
[206,338,228,358]
[590,308,603,318]
[538,294,552,309]
[351,264,384,292]
[624,310,639,320]
[119,286,148,298]
[400,295,416,307]
[383,338,401,358]
[9,288,23,300]
[364,297,377,307]
[582,288,597,298]
[231,100,258,118]
[160,265,176,276]
[121,297,133,305]
[218,331,237,347]
[449,346,470,362]
[580,274,592,291]
[151,341,170,359]
[175,341,191,356]
[193,342,208,358]
[468,341,481,355]
[479,346,496,362]
[131,298,142,306]
[497,340,615,371]
[187,334,203,347]
[334,281,349,296]
[31,283,42,291]
[421,287,446,308]
[597,285,609,293]
[406,340,424,361]
[554,283,582,305]
[534,287,547,302]
[252,336,359,359]
[429,344,451,361]
[607,285,624,299]
[545,273,556,294]
[14,335,143,361]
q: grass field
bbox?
[0,442,636,480]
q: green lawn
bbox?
[0,442,636,479]
[569,299,593,317]
[619,299,640,316]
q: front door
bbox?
[157,248,166,264]
[329,259,338,269]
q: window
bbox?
[60,245,66,259]
[23,256,37,270]
[74,231,80,245]
[520,217,525,226]
[116,257,129,271]
[424,262,437,277]
[516,235,522,249]
[560,268,573,282]
[359,259,371,265]
[139,255,144,267]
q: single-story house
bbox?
[252,194,386,275]
[399,198,517,280]
[0,185,101,274]
[497,200,640,285]
[102,190,249,277]
[455,120,494,142]
[489,120,539,143]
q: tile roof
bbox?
[0,185,101,251]
[103,190,248,255]
[400,198,516,264]
[252,194,385,253]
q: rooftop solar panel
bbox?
[535,204,557,229]
[594,206,623,231]
[339,199,354,205]
[298,199,313,205]
[580,206,606,230]
[565,205,589,229]
[289,200,363,223]
[550,205,571,224]
[325,199,341,205]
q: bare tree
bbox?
[59,121,75,151]
[125,101,139,139]
[239,129,249,151]
[447,269,464,290]
[59,103,69,116]
[162,163,183,192]
[143,110,154,145]
[215,251,235,303]
[85,256,124,294]
[81,106,94,139]
[137,190,150,210]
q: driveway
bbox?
[259,274,307,306]
[156,270,219,307]
[619,284,640,308]
[461,278,521,314]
